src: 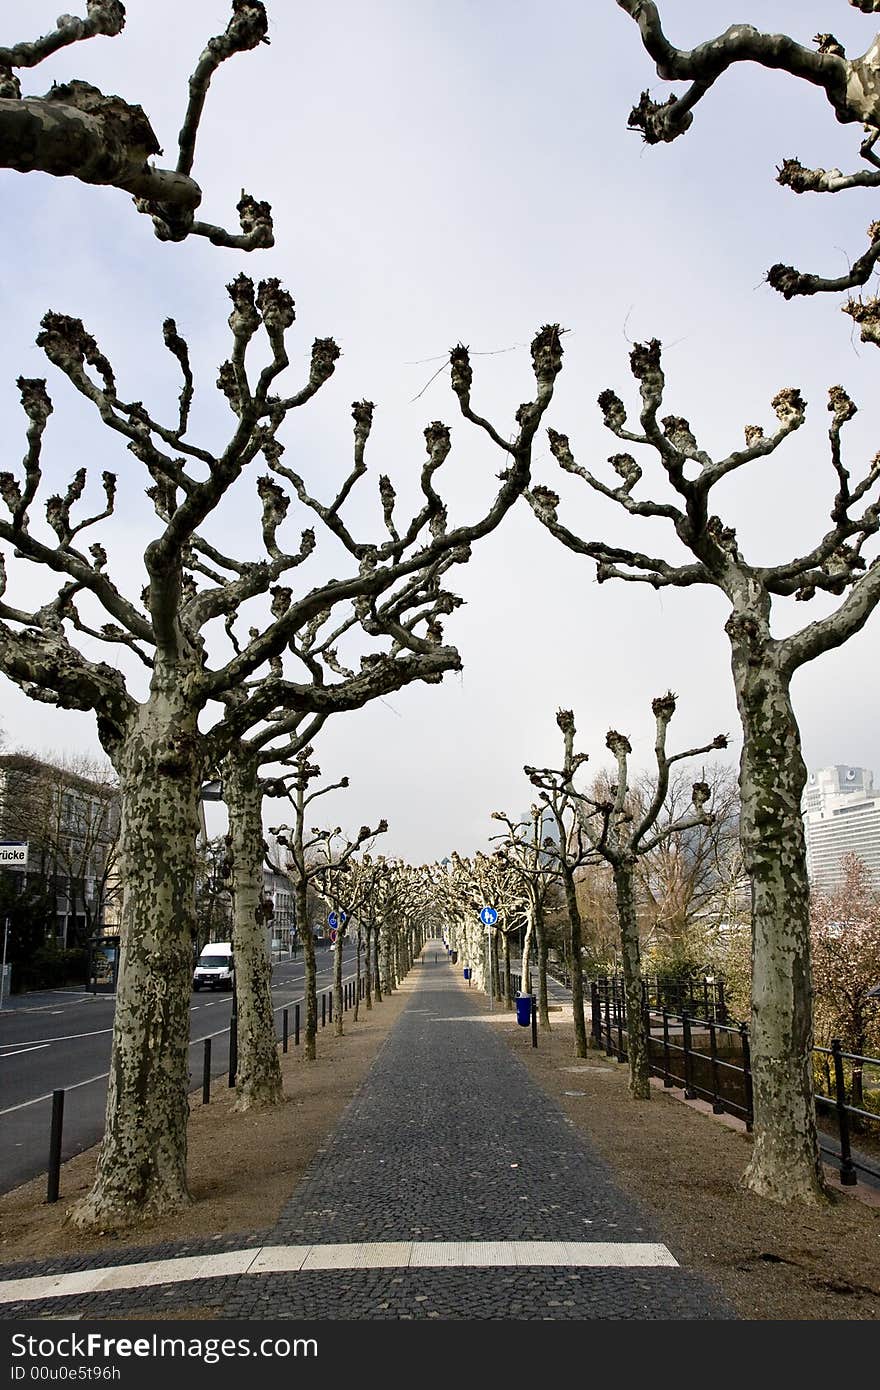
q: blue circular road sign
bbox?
[479,906,498,926]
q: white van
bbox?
[193,942,234,992]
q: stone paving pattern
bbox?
[0,955,735,1319]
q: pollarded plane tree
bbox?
[368,855,422,995]
[376,858,410,994]
[426,854,475,982]
[632,761,742,973]
[442,848,524,1001]
[268,752,385,1056]
[0,273,562,1228]
[488,811,557,1021]
[527,338,880,1199]
[397,863,435,972]
[1,1,274,250]
[507,787,596,1057]
[311,817,388,1037]
[219,711,326,1111]
[221,550,466,1108]
[616,1,880,336]
[527,701,724,1097]
[334,852,382,1021]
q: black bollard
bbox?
[282,1007,289,1054]
[202,1037,212,1104]
[46,1089,65,1204]
[531,993,538,1049]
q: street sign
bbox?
[479,905,498,926]
[327,910,347,930]
[0,842,28,868]
[329,927,338,944]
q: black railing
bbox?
[587,983,880,1188]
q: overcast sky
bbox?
[2,1,879,860]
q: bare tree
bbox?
[0,268,560,1227]
[527,700,725,1100]
[527,335,880,1199]
[0,1,274,250]
[616,2,880,329]
[311,817,387,1037]
[489,810,556,1021]
[219,712,324,1111]
[511,789,595,1056]
[335,852,380,1020]
[811,852,880,1105]
[269,752,383,1059]
[634,762,741,968]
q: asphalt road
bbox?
[0,942,359,1194]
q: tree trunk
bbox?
[225,753,282,1111]
[295,879,318,1060]
[614,859,650,1099]
[535,901,551,1030]
[354,925,362,1021]
[373,925,382,1003]
[382,924,394,994]
[364,920,373,1009]
[734,652,825,1203]
[563,864,588,1058]
[333,933,344,1036]
[71,691,202,1229]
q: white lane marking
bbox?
[0,1242,678,1303]
[0,1026,113,1048]
[0,1044,50,1059]
[2,974,361,1111]
[0,1071,111,1117]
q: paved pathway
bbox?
[0,948,734,1319]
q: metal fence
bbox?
[588,981,880,1189]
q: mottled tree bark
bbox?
[71,681,202,1228]
[534,901,551,1030]
[224,752,281,1110]
[373,927,382,1003]
[561,862,588,1058]
[353,923,362,1021]
[294,878,318,1061]
[0,2,275,250]
[732,641,825,1202]
[614,860,650,1099]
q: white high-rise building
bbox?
[801,766,880,890]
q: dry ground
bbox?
[498,996,880,1321]
[0,985,411,1265]
[3,973,880,1321]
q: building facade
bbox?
[802,765,880,890]
[0,753,121,946]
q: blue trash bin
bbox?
[515,994,532,1027]
[463,967,471,980]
